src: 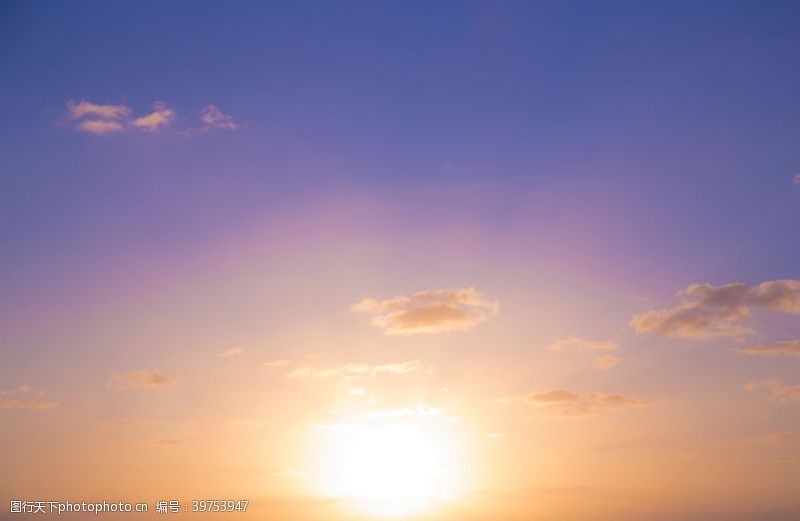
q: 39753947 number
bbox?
[192,500,249,513]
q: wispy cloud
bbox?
[498,389,652,418]
[0,385,58,410]
[737,431,798,447]
[360,405,442,419]
[110,369,178,389]
[67,99,131,120]
[284,360,425,379]
[77,119,124,134]
[736,339,800,359]
[352,287,499,335]
[592,355,620,370]
[744,380,800,403]
[548,336,618,351]
[264,359,291,367]
[218,347,244,358]
[631,280,800,339]
[201,105,238,130]
[131,101,175,131]
[180,105,240,137]
[794,173,800,185]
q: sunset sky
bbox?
[1,2,800,520]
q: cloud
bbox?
[67,99,131,120]
[548,336,618,352]
[180,105,240,137]
[499,389,652,418]
[76,119,124,134]
[744,380,800,403]
[131,101,175,131]
[67,99,177,134]
[201,105,238,130]
[631,280,800,339]
[352,287,499,335]
[736,339,800,359]
[285,366,342,379]
[593,355,620,370]
[794,174,800,185]
[110,369,178,389]
[371,360,422,374]
[737,431,798,447]
[0,385,58,410]
[284,360,425,379]
[218,347,243,358]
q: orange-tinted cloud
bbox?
[744,379,800,403]
[499,389,652,418]
[218,346,244,357]
[131,101,175,131]
[67,99,131,120]
[737,431,798,447]
[352,287,499,335]
[110,369,178,389]
[0,385,58,410]
[631,280,800,339]
[548,336,618,351]
[736,339,800,359]
[592,354,620,370]
[77,119,124,134]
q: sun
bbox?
[316,421,462,515]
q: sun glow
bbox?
[315,420,465,516]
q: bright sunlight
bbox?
[315,418,465,516]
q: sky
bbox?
[1,1,800,520]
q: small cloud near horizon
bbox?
[548,336,618,352]
[0,385,59,410]
[284,360,426,379]
[744,380,800,403]
[498,389,652,418]
[110,369,178,389]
